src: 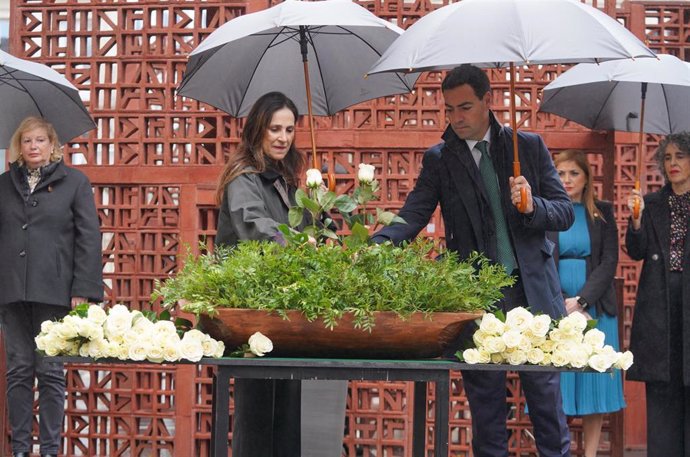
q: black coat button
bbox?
[31,200,38,207]
[21,224,28,230]
[19,250,26,257]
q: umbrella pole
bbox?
[510,63,528,213]
[300,27,335,191]
[634,82,648,219]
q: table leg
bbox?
[413,381,427,456]
[210,367,232,457]
[434,376,450,457]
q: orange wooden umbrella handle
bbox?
[633,180,641,220]
[510,64,529,213]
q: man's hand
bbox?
[509,176,534,214]
[71,296,87,307]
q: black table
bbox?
[206,357,463,457]
[54,357,595,457]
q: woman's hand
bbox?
[564,297,592,320]
[627,189,645,230]
[71,296,87,307]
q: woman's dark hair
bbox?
[655,131,690,184]
[215,92,305,204]
[554,149,605,222]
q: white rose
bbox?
[583,328,606,351]
[104,307,134,340]
[559,313,587,335]
[153,320,177,336]
[485,336,507,354]
[88,338,110,359]
[79,320,104,341]
[527,348,545,365]
[501,330,522,349]
[357,163,376,184]
[568,345,590,368]
[529,314,552,338]
[162,342,181,362]
[588,353,613,372]
[180,334,205,362]
[540,339,555,354]
[147,346,165,363]
[614,350,634,370]
[248,332,273,357]
[518,335,533,353]
[128,340,150,361]
[202,336,220,357]
[213,341,226,359]
[305,168,323,188]
[490,352,505,364]
[472,330,489,347]
[40,320,57,334]
[462,348,482,364]
[477,349,491,364]
[551,349,570,367]
[506,349,528,365]
[56,319,79,340]
[87,305,108,325]
[505,307,533,332]
[540,353,552,366]
[184,329,207,342]
[479,313,505,335]
[79,341,91,358]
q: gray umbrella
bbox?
[177,0,418,171]
[0,49,95,148]
[367,0,655,213]
[540,54,690,216]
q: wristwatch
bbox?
[576,296,590,310]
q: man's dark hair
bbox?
[441,64,491,99]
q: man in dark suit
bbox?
[372,65,573,457]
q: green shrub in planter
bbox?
[154,240,514,331]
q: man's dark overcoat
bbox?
[374,113,574,318]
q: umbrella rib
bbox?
[335,25,416,91]
[660,83,673,133]
[235,29,287,117]
[590,82,618,130]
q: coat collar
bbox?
[9,160,67,197]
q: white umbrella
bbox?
[0,49,95,148]
[367,0,656,212]
[177,0,418,171]
[540,53,690,217]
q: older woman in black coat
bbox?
[626,132,690,457]
[0,117,103,457]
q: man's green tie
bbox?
[477,141,516,274]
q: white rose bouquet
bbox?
[35,303,225,362]
[460,307,634,372]
[282,162,405,248]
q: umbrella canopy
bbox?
[0,49,95,148]
[177,0,418,118]
[368,0,655,74]
[539,53,690,217]
[367,0,655,212]
[540,54,690,135]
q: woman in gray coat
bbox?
[626,132,690,457]
[215,92,346,457]
[0,116,103,457]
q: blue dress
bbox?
[559,203,626,415]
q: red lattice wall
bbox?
[3,0,690,455]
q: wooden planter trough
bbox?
[199,308,483,359]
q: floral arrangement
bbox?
[460,307,634,372]
[154,163,514,330]
[35,304,225,362]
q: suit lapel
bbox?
[440,129,486,247]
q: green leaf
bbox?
[376,209,406,226]
[288,207,305,228]
[333,195,357,213]
[70,302,90,318]
[158,310,171,321]
[175,317,194,331]
[295,188,309,207]
[301,196,321,213]
[318,191,338,212]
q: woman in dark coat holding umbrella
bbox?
[626,131,690,457]
[0,116,103,457]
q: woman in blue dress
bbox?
[552,150,626,457]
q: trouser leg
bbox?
[521,371,570,457]
[33,303,68,455]
[300,380,348,457]
[461,369,509,457]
